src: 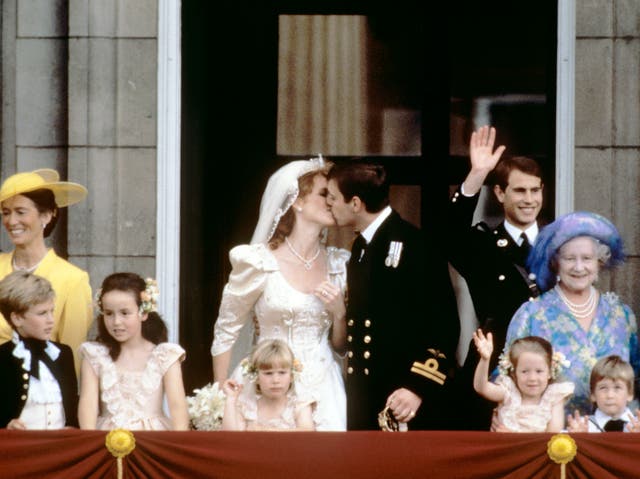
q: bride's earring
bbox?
[295,206,302,212]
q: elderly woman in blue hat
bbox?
[0,169,92,372]
[505,211,639,415]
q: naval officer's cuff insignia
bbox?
[411,349,447,385]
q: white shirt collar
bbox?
[593,407,634,431]
[503,220,539,245]
[360,205,393,244]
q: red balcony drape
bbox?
[0,429,637,478]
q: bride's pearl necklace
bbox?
[285,237,320,270]
[555,285,597,319]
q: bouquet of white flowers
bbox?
[187,381,226,431]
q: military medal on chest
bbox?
[385,241,403,268]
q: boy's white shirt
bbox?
[589,407,634,432]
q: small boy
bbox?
[567,355,639,433]
[0,271,78,429]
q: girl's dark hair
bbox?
[96,272,167,360]
[21,189,59,238]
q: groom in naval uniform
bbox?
[327,160,459,430]
[448,125,544,430]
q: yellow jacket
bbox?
[0,249,93,371]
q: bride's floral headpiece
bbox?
[498,350,570,380]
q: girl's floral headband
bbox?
[95,277,159,315]
[139,278,159,314]
[498,350,570,380]
[240,357,303,383]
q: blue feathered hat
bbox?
[527,211,625,292]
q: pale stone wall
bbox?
[575,0,640,315]
[67,0,158,297]
[1,0,69,251]
[0,0,158,300]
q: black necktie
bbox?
[518,233,531,263]
[604,419,626,432]
[351,234,366,263]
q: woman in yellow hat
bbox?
[0,169,92,371]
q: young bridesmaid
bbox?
[78,272,189,430]
[222,339,314,431]
[473,331,574,432]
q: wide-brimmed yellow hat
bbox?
[0,169,88,207]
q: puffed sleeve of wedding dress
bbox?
[210,243,277,356]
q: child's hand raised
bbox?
[222,379,242,398]
[566,410,589,432]
[472,329,493,360]
[627,410,640,433]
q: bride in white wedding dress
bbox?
[211,156,348,431]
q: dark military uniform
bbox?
[346,210,459,430]
[447,188,540,430]
[0,339,78,428]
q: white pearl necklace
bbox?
[555,285,597,319]
[285,237,320,270]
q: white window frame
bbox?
[156,0,182,342]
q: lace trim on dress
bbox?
[81,342,185,427]
[239,392,299,430]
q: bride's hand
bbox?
[314,281,345,319]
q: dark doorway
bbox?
[180,1,557,392]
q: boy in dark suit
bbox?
[0,271,78,429]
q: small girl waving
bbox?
[473,330,574,432]
[78,273,189,430]
[221,339,314,431]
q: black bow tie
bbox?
[604,418,626,432]
[20,336,50,380]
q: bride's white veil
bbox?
[250,155,326,244]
